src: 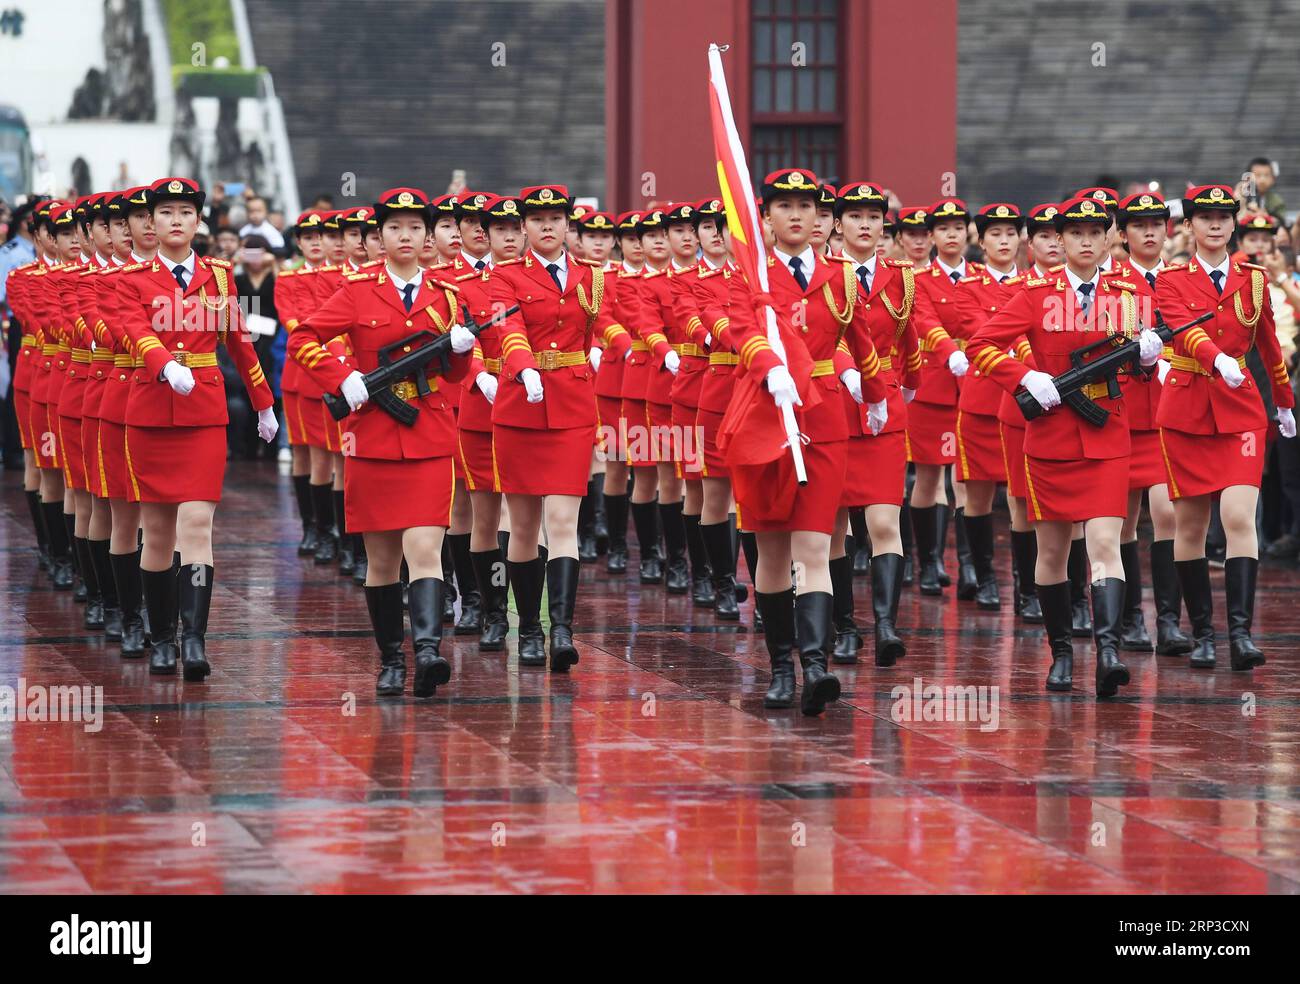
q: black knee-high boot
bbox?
[366,582,406,696]
[335,490,355,576]
[756,588,795,707]
[143,567,179,676]
[631,500,662,583]
[1038,581,1074,692]
[578,477,600,563]
[605,492,629,574]
[684,512,714,607]
[1150,540,1192,656]
[899,501,914,587]
[871,552,906,666]
[1119,540,1152,651]
[110,551,146,656]
[507,556,546,666]
[42,501,74,590]
[293,474,317,555]
[829,554,860,663]
[954,507,977,599]
[1225,556,1265,671]
[794,592,841,716]
[471,549,509,650]
[408,577,451,697]
[547,556,581,672]
[352,533,368,586]
[75,536,104,628]
[933,503,952,587]
[849,508,870,577]
[701,520,740,621]
[179,563,214,681]
[449,533,481,635]
[1092,577,1130,698]
[660,500,689,593]
[965,513,1000,609]
[912,504,942,595]
[310,483,336,564]
[440,539,457,622]
[25,489,50,570]
[1010,529,1042,622]
[1068,537,1092,636]
[90,539,122,640]
[739,530,761,630]
[592,477,609,552]
[66,513,86,601]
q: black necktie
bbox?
[857,266,871,292]
[1077,281,1094,314]
[402,283,415,311]
[949,270,961,284]
[999,274,1010,284]
[172,265,188,291]
[1145,271,1157,290]
[474,259,486,271]
[1210,270,1224,295]
[546,262,563,290]
[789,256,808,290]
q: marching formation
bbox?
[5,173,1296,714]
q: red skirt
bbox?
[596,394,625,458]
[956,410,1006,483]
[621,398,656,466]
[346,455,454,532]
[81,416,106,498]
[1024,453,1128,522]
[1129,428,1170,491]
[696,406,730,479]
[733,439,846,535]
[457,428,498,493]
[296,395,333,450]
[906,400,958,465]
[647,399,675,462]
[999,422,1028,500]
[283,392,307,446]
[494,424,595,496]
[1160,427,1266,499]
[98,420,134,501]
[14,388,32,449]
[58,414,87,492]
[30,400,58,469]
[125,425,226,503]
[672,401,705,478]
[842,431,907,507]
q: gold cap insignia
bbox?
[1210,187,1225,201]
[788,171,805,186]
[539,188,554,201]
[995,205,1009,217]
[167,180,184,194]
[1092,190,1108,201]
[502,200,518,214]
[681,205,691,217]
[474,195,487,207]
[1044,207,1057,218]
[941,201,956,213]
[357,209,368,219]
[397,191,414,206]
[1080,200,1097,214]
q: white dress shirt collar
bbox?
[1065,265,1100,301]
[161,250,196,280]
[1099,254,1114,272]
[1128,257,1164,280]
[1196,253,1230,282]
[386,265,424,305]
[532,249,567,288]
[936,256,966,281]
[773,243,817,280]
[462,249,490,270]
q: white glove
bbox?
[664,350,681,375]
[162,360,195,396]
[839,368,863,404]
[256,407,279,443]
[1137,329,1163,367]
[866,398,889,436]
[947,350,970,378]
[765,364,801,408]
[340,370,369,411]
[588,347,602,373]
[624,346,634,361]
[449,323,475,355]
[1021,369,1061,410]
[521,367,544,403]
[1214,353,1245,388]
[902,387,916,404]
[1279,408,1297,439]
[476,371,498,404]
[1156,359,1171,385]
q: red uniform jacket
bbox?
[619,269,668,404]
[966,270,1141,461]
[115,255,273,427]
[274,268,309,396]
[1109,262,1163,431]
[93,263,137,427]
[638,265,700,407]
[291,266,471,460]
[455,266,501,435]
[664,264,713,410]
[956,269,1023,417]
[7,262,40,394]
[1154,259,1294,435]
[593,264,635,403]
[911,261,983,407]
[490,251,631,431]
[690,261,743,415]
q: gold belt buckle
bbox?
[536,350,560,371]
[391,380,418,401]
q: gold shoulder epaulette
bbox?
[969,261,987,272]
[1156,264,1186,276]
[345,269,378,281]
[453,271,479,282]
[425,277,460,293]
[361,259,383,269]
[575,256,602,268]
[826,254,853,264]
[1239,261,1267,272]
[642,269,665,279]
[208,257,232,269]
[1004,274,1024,285]
[1025,277,1051,288]
[1048,263,1066,273]
[959,275,983,284]
[885,258,914,267]
[697,266,722,279]
[121,262,144,273]
[1107,279,1139,291]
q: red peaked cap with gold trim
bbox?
[974,202,1025,235]
[576,209,616,232]
[337,205,375,229]
[481,195,524,226]
[569,202,591,223]
[637,207,668,234]
[924,197,970,229]
[1116,191,1169,227]
[1075,186,1119,213]
[456,191,494,218]
[429,192,459,215]
[692,197,726,227]
[760,167,819,203]
[816,183,837,209]
[1053,195,1112,231]
[145,176,205,210]
[896,206,930,230]
[1238,211,1279,234]
[1182,183,1238,217]
[835,181,887,217]
[374,187,432,225]
[321,209,341,231]
[662,202,696,224]
[519,184,571,213]
[292,210,329,235]
[1026,202,1061,230]
[49,202,77,228]
[616,210,643,233]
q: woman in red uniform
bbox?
[829,181,921,665]
[116,177,279,680]
[1154,184,1296,671]
[724,169,888,715]
[291,186,476,697]
[967,196,1164,696]
[490,185,631,671]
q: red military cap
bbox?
[896,206,930,231]
[145,176,206,210]
[974,202,1025,235]
[104,189,127,215]
[336,205,374,228]
[121,186,150,214]
[1053,195,1111,231]
[88,192,114,220]
[1026,202,1061,230]
[693,197,726,227]
[637,207,668,233]
[1237,211,1278,234]
[456,191,494,218]
[374,187,432,224]
[292,209,328,235]
[1116,191,1169,227]
[519,184,572,212]
[35,198,64,231]
[925,197,970,228]
[759,167,819,203]
[662,202,696,224]
[616,210,643,233]
[481,194,524,226]
[1075,186,1119,213]
[577,209,616,232]
[430,192,459,215]
[73,194,96,222]
[321,209,342,231]
[816,183,837,209]
[835,181,888,216]
[569,202,591,223]
[1182,183,1238,216]
[49,202,77,229]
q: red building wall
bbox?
[605,0,957,212]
